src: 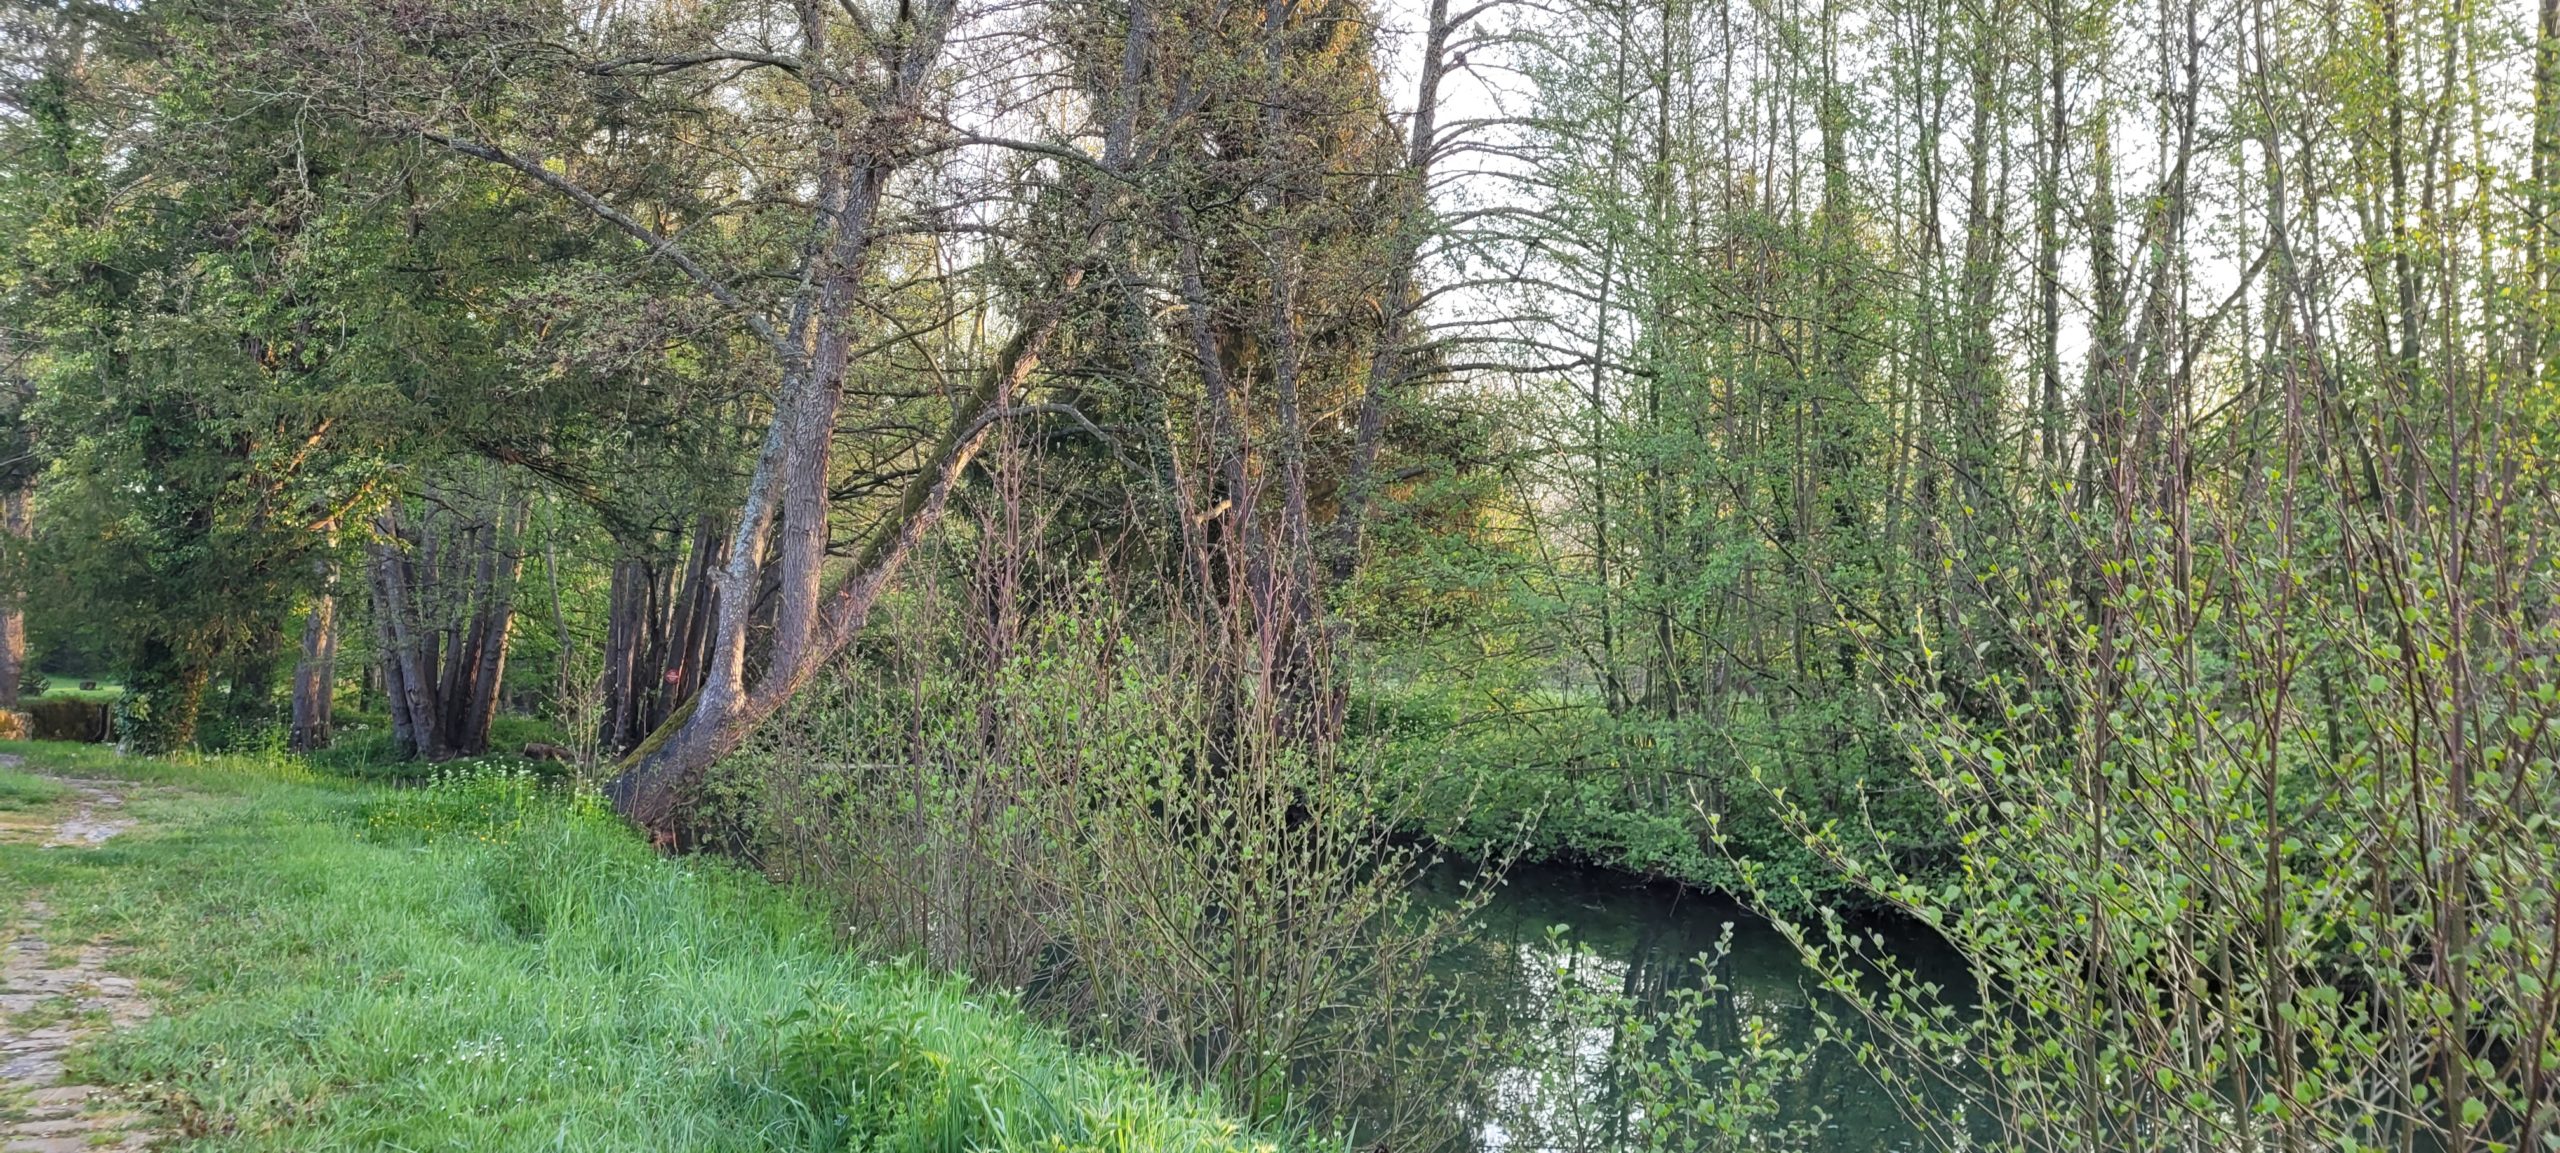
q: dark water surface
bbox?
[1413,862,1970,1152]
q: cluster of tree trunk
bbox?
[597,517,725,755]
[368,490,525,760]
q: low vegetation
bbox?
[0,742,1271,1153]
[0,762,64,811]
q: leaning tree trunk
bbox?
[419,0,1114,836]
[597,0,993,835]
[607,308,1070,834]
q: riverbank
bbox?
[0,741,1269,1151]
[1362,688,1945,910]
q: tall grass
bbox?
[1,747,1270,1152]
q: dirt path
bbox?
[37,783,132,850]
[0,766,159,1152]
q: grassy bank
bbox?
[0,742,1269,1152]
[1357,687,1946,907]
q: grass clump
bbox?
[0,763,67,810]
[2,748,1270,1152]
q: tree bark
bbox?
[0,486,28,709]
[369,491,521,760]
[607,304,1072,834]
[456,499,523,755]
[289,584,337,751]
[371,524,444,760]
[583,0,965,835]
[600,555,645,752]
[1326,0,1456,589]
[595,514,726,756]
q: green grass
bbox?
[29,677,125,703]
[0,742,1272,1152]
[304,709,575,782]
[0,762,68,810]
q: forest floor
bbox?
[0,741,1266,1152]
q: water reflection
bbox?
[1413,862,1969,1152]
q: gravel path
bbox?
[0,768,160,1152]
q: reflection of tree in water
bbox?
[1400,862,1962,1152]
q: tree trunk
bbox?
[0,486,27,709]
[372,557,414,757]
[600,555,646,753]
[1327,0,1455,590]
[371,527,445,760]
[455,500,523,756]
[607,304,1069,834]
[665,514,722,726]
[599,516,727,755]
[289,586,337,751]
[370,488,526,760]
[2540,0,2559,376]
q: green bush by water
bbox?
[1357,684,1945,908]
[305,709,574,782]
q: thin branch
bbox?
[415,128,793,366]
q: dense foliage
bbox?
[1,0,2555,1146]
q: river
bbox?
[1407,861,1972,1152]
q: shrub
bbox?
[1750,386,2560,1150]
[26,696,110,742]
[715,577,1488,1145]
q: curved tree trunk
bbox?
[606,306,1069,835]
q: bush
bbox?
[1360,682,1939,910]
[358,762,566,845]
[1751,404,2560,1149]
[25,696,110,742]
[714,578,1486,1145]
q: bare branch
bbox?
[581,49,811,77]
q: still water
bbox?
[1413,862,1971,1152]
